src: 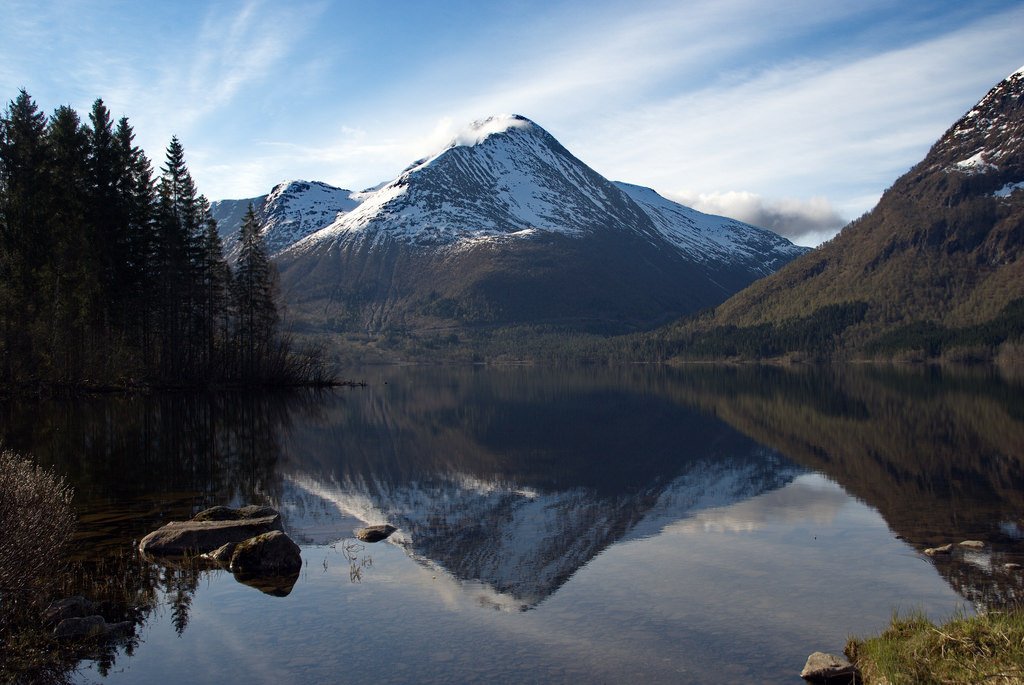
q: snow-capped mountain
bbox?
[210,180,360,260]
[257,115,807,336]
[282,115,803,260]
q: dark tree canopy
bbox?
[0,89,328,389]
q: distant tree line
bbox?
[0,89,330,389]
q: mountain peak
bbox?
[932,66,1024,178]
[449,114,537,148]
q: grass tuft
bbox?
[846,607,1024,684]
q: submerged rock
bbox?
[355,524,397,543]
[139,508,283,556]
[800,652,859,683]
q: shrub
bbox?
[0,449,76,613]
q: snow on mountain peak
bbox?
[451,114,535,148]
[280,113,809,271]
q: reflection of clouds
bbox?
[665,474,849,535]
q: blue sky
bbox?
[2,0,1022,245]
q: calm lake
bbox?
[4,364,1023,684]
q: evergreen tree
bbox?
[0,89,323,389]
[233,203,279,379]
[152,136,200,380]
[85,99,126,304]
[113,116,156,360]
[44,105,98,376]
[0,90,51,380]
[0,89,50,284]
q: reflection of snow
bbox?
[273,451,803,610]
[1000,521,1024,540]
[664,473,849,535]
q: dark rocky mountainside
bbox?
[666,67,1024,361]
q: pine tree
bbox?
[0,90,51,380]
[153,136,200,381]
[44,105,98,377]
[113,116,155,361]
[232,203,279,380]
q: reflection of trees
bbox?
[668,364,1024,608]
[0,390,323,682]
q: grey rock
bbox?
[202,541,238,565]
[800,651,858,682]
[42,596,98,626]
[229,530,302,575]
[924,544,954,556]
[54,615,108,640]
[356,524,397,543]
[192,504,278,522]
[139,512,282,556]
[103,620,134,639]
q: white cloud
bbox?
[666,474,849,535]
[670,190,848,246]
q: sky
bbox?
[2,0,1022,247]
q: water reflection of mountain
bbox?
[275,367,804,609]
[669,364,1024,608]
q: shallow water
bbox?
[4,364,1022,684]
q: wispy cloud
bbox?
[3,0,1021,237]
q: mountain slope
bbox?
[210,180,360,260]
[667,67,1024,360]
[272,115,806,337]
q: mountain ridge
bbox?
[661,66,1024,361]
[222,114,809,340]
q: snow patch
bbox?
[993,181,1024,198]
[955,151,997,173]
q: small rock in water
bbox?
[42,596,98,626]
[1005,563,1022,571]
[924,544,954,556]
[202,541,238,564]
[958,540,985,550]
[356,524,397,543]
[229,530,302,575]
[54,615,108,640]
[800,651,858,682]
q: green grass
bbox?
[846,607,1024,684]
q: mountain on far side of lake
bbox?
[213,114,807,339]
[658,66,1024,362]
[210,180,361,261]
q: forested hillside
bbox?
[654,68,1024,363]
[0,90,326,390]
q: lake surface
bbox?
[3,364,1023,684]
